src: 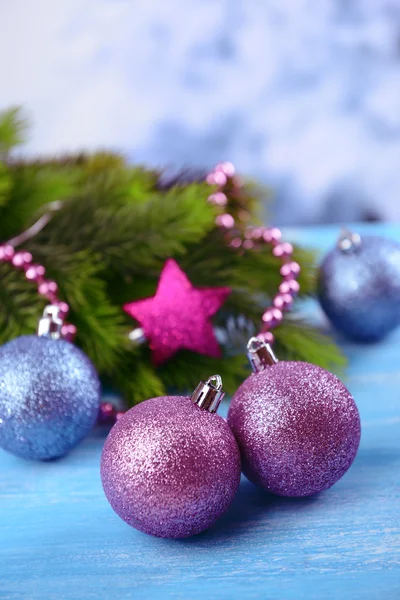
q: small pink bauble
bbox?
[101,380,241,539]
[228,352,361,497]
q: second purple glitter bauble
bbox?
[101,395,241,538]
[228,362,361,497]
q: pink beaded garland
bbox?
[0,243,76,343]
[206,163,301,343]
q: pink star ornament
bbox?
[124,259,231,365]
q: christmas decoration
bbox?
[0,334,100,460]
[124,259,231,365]
[0,239,101,460]
[228,339,361,497]
[206,163,302,347]
[318,231,400,342]
[0,107,345,406]
[101,376,241,538]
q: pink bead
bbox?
[38,281,49,295]
[280,264,291,278]
[243,239,254,249]
[279,279,300,295]
[0,245,15,261]
[230,237,242,248]
[272,295,283,310]
[263,227,282,246]
[273,293,293,310]
[215,213,235,229]
[257,331,275,345]
[206,171,227,187]
[22,252,33,265]
[272,244,284,258]
[61,323,77,342]
[115,411,125,421]
[25,264,46,282]
[261,307,283,328]
[280,261,301,278]
[289,261,301,275]
[38,280,58,301]
[47,281,58,294]
[232,176,243,188]
[251,227,265,240]
[272,242,293,258]
[98,402,118,425]
[12,251,32,268]
[100,402,115,417]
[11,252,25,268]
[208,192,228,206]
[215,162,236,177]
[57,301,70,317]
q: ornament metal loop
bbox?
[190,374,225,413]
[128,327,147,345]
[37,304,64,339]
[247,337,278,373]
[337,229,362,254]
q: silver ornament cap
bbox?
[190,375,225,413]
[37,305,64,339]
[247,337,278,373]
[337,228,362,254]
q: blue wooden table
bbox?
[1,223,400,600]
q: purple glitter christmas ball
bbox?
[228,362,361,497]
[101,395,241,538]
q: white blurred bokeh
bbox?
[1,0,399,224]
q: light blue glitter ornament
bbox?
[0,332,100,461]
[318,231,400,342]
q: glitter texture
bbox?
[101,395,241,538]
[0,335,100,460]
[228,362,361,497]
[123,259,231,365]
[318,235,400,341]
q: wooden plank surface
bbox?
[1,223,399,600]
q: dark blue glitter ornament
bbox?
[318,233,400,342]
[0,335,100,460]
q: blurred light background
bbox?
[1,0,399,224]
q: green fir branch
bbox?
[0,107,28,158]
[0,107,346,405]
